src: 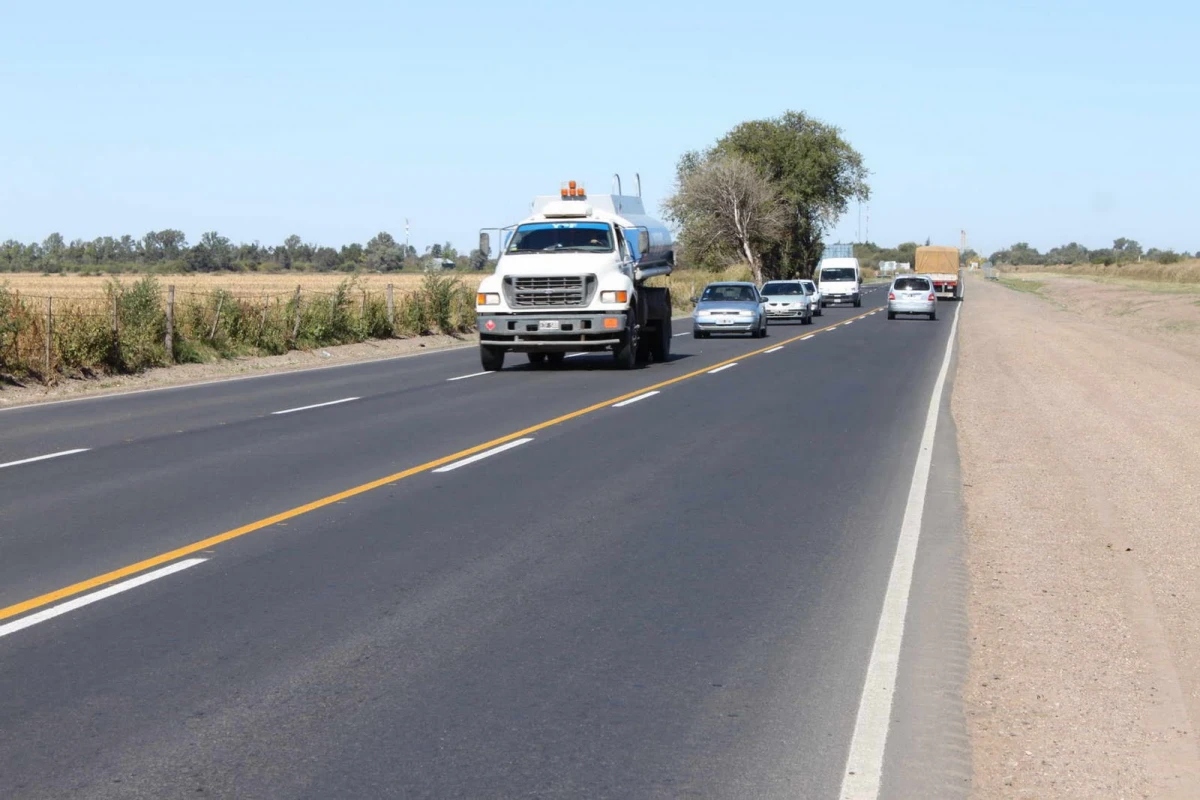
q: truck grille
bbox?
[506,275,596,307]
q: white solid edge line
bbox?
[447,371,492,382]
[432,438,533,473]
[612,391,660,408]
[764,346,784,353]
[706,363,738,374]
[0,558,208,638]
[270,397,360,415]
[0,448,90,470]
[838,302,961,800]
[673,331,691,337]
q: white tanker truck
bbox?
[475,175,674,371]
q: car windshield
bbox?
[761,282,803,296]
[893,278,931,291]
[700,284,757,302]
[506,222,613,253]
[820,268,857,281]
[800,281,816,292]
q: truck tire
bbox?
[546,352,566,366]
[612,310,639,370]
[480,345,505,371]
[854,295,862,308]
[648,319,671,363]
[527,352,546,365]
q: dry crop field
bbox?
[0,271,485,299]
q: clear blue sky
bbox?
[2,0,1197,258]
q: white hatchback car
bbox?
[887,275,938,321]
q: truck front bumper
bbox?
[477,311,628,351]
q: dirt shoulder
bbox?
[953,276,1200,798]
[0,333,478,409]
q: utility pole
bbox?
[405,218,410,256]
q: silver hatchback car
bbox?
[693,282,768,338]
[887,275,938,321]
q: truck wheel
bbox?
[480,346,505,371]
[527,352,546,365]
[648,320,671,363]
[612,313,639,370]
[546,352,566,367]
[854,296,862,308]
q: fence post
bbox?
[290,285,302,343]
[208,295,224,340]
[386,283,395,329]
[44,296,53,382]
[361,290,367,318]
[165,285,175,361]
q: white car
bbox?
[800,279,822,316]
[887,275,937,321]
[760,280,813,325]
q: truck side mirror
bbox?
[637,230,650,255]
[479,232,490,256]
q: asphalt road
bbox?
[0,286,969,799]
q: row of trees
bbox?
[984,239,1191,267]
[663,110,870,283]
[0,231,491,273]
[855,238,1194,270]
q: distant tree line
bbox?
[0,230,493,274]
[854,238,1192,268]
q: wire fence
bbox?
[1,275,476,384]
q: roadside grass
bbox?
[1005,260,1200,289]
[1,272,477,384]
[997,277,1046,295]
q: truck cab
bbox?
[474,179,675,371]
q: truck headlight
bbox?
[476,293,500,306]
[600,290,629,304]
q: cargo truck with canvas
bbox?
[915,245,964,300]
[474,177,674,371]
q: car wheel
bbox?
[887,311,896,320]
[692,328,702,339]
[929,310,937,321]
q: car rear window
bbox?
[893,278,931,291]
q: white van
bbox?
[816,257,862,308]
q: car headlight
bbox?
[600,290,629,304]
[476,293,500,306]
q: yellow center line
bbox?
[0,305,878,622]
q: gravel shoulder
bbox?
[0,333,478,409]
[953,275,1200,798]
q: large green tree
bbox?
[712,111,869,279]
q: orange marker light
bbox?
[603,318,619,329]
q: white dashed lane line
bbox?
[271,397,360,415]
[611,391,660,408]
[0,449,90,471]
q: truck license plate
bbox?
[538,320,560,331]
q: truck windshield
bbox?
[761,282,803,295]
[506,222,613,253]
[820,268,856,281]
